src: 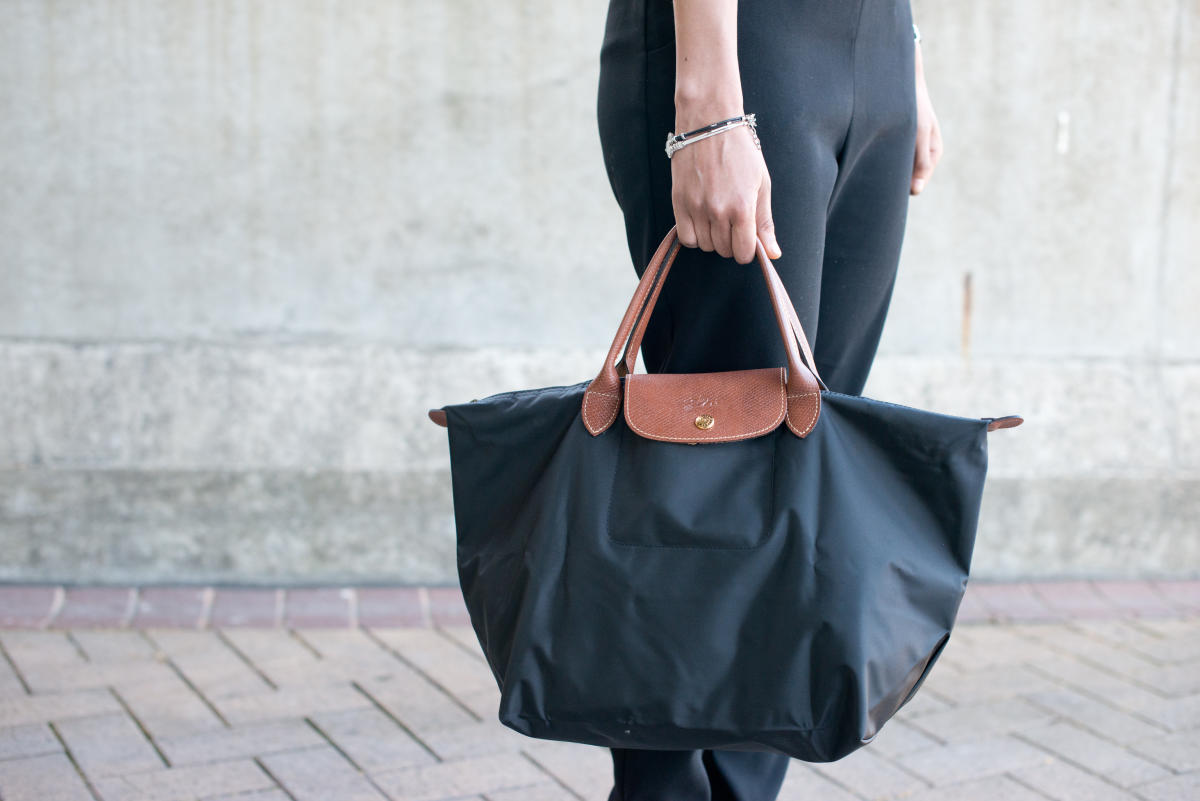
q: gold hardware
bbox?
[694,414,714,430]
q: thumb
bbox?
[757,177,782,259]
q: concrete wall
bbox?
[0,0,1196,584]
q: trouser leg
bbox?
[606,748,790,801]
[702,749,792,801]
[606,749,710,801]
[812,0,918,395]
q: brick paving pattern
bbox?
[0,579,1196,800]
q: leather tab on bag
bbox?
[624,367,793,443]
[582,378,623,435]
[428,408,448,427]
[984,415,1023,432]
[783,383,821,438]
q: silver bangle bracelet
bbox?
[665,113,760,159]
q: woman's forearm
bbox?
[673,0,743,131]
[668,0,779,263]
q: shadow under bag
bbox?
[428,225,1022,763]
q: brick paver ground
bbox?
[0,579,1197,800]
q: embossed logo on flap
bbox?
[623,367,788,443]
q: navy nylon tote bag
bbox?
[427,225,1022,763]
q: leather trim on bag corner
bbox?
[784,386,821,438]
[984,415,1023,432]
[582,380,622,435]
[622,366,791,444]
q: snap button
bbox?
[694,414,714,430]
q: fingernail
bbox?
[913,179,925,192]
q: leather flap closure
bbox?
[623,367,788,443]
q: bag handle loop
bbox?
[617,237,826,390]
[582,225,826,438]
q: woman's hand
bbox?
[670,107,782,264]
[911,41,943,195]
[670,0,782,264]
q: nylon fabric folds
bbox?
[441,378,991,763]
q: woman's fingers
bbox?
[726,198,755,265]
[912,122,934,195]
[928,114,943,166]
[672,181,714,251]
[710,204,737,261]
[911,45,942,196]
[694,216,715,253]
[676,213,699,250]
[911,112,942,195]
[673,185,719,256]
[755,171,781,260]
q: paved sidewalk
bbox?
[0,580,1197,800]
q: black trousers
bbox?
[596,0,917,797]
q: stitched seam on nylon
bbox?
[623,367,786,442]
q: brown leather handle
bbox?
[616,235,826,393]
[582,225,824,437]
[617,230,821,385]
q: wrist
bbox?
[674,83,744,132]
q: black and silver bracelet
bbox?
[665,113,760,159]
